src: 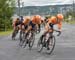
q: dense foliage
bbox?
[0,0,15,31]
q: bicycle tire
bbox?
[46,36,56,55]
[12,26,19,40]
[37,36,45,52]
[22,32,30,48]
[29,33,35,50]
[19,32,25,47]
[12,31,17,40]
[23,39,27,48]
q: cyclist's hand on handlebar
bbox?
[57,31,61,36]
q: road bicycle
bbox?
[37,30,61,54]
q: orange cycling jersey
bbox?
[23,16,30,25]
[32,15,41,24]
[46,15,63,32]
[48,14,63,24]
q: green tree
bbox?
[0,0,16,31]
[65,10,75,19]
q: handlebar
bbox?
[53,30,61,36]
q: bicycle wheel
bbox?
[46,36,56,55]
[37,36,45,52]
[19,31,25,46]
[12,26,19,40]
[23,31,32,48]
[29,33,35,50]
[12,30,17,40]
[12,31,15,40]
[22,34,28,48]
[23,39,27,48]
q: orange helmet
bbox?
[32,15,41,24]
[35,15,41,24]
[57,14,64,21]
[35,15,41,20]
[23,16,30,24]
[48,16,57,24]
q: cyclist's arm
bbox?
[45,23,49,32]
[26,26,32,33]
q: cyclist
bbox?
[40,14,64,50]
[20,15,41,46]
[19,16,31,46]
[35,15,42,33]
[20,16,30,32]
[20,16,31,39]
[26,15,42,33]
[12,17,21,40]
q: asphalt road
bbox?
[0,23,75,60]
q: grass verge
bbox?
[0,30,13,36]
[68,20,75,24]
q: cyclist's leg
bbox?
[19,25,24,41]
[22,31,27,44]
[31,30,35,40]
[40,31,48,43]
